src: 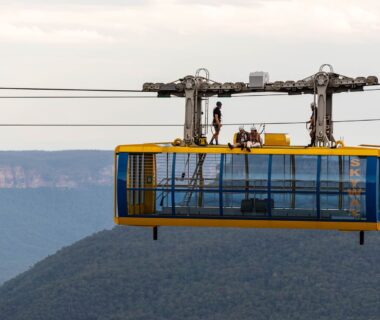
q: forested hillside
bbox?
[0,227,379,320]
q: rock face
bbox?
[0,151,113,188]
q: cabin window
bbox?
[320,156,367,221]
[171,153,220,215]
[293,155,318,217]
[222,154,269,216]
[120,152,372,221]
[152,153,174,215]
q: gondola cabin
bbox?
[114,65,379,243]
[115,143,380,234]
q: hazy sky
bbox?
[0,0,379,150]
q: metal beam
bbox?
[142,66,378,147]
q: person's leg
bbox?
[214,127,220,145]
[210,124,217,144]
[308,129,314,147]
[228,141,242,150]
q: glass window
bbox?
[271,155,292,216]
[222,154,270,216]
[295,155,317,190]
[271,155,292,189]
[173,153,221,215]
[247,154,269,189]
[155,191,173,215]
[320,156,367,221]
[296,155,317,214]
[343,156,366,220]
[223,154,248,191]
[156,153,174,190]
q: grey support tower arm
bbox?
[142,65,378,147]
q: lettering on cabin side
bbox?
[349,157,362,218]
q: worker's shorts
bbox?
[213,123,220,133]
[247,141,261,148]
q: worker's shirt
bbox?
[213,107,222,123]
[250,133,260,143]
[237,132,248,143]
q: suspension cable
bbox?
[0,87,143,92]
[0,118,380,127]
[0,95,159,99]
[0,90,378,99]
[0,93,286,98]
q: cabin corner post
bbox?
[366,156,378,222]
[219,153,224,216]
[171,153,177,215]
[267,155,273,217]
[116,153,128,217]
[316,155,322,219]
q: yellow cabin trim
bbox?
[115,217,380,231]
[115,144,380,157]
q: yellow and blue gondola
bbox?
[115,144,380,236]
[114,65,380,243]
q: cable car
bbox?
[114,65,380,244]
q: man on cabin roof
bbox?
[209,101,222,145]
[228,126,250,152]
[307,102,317,147]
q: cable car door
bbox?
[127,153,156,214]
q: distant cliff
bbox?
[0,151,113,188]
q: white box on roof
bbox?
[249,71,269,89]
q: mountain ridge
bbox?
[0,151,113,188]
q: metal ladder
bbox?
[182,153,206,206]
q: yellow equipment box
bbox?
[264,133,290,146]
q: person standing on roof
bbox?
[307,102,317,147]
[209,101,222,145]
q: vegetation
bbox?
[0,226,379,320]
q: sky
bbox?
[0,0,379,150]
